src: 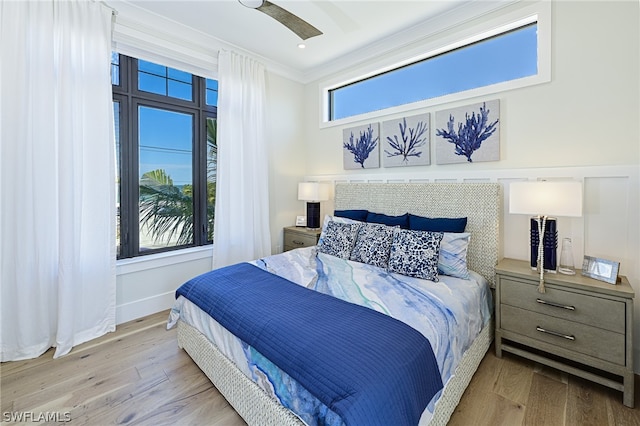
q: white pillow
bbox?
[438,232,471,279]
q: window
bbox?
[110,52,120,86]
[113,54,217,259]
[328,19,540,121]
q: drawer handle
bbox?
[536,298,575,311]
[292,240,305,245]
[536,326,575,341]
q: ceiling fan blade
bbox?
[256,1,323,40]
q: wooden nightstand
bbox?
[283,226,321,252]
[495,258,635,407]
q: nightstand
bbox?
[283,226,321,252]
[495,258,635,407]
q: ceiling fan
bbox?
[238,0,323,40]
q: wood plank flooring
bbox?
[2,310,639,425]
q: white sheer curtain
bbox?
[213,51,271,268]
[0,0,116,360]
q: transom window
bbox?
[328,19,540,121]
[138,60,194,101]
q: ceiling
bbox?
[106,0,502,77]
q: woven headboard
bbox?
[334,183,502,285]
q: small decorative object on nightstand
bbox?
[495,258,635,408]
[558,237,576,275]
[283,226,321,252]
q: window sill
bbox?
[116,245,213,275]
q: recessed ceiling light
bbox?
[238,0,264,8]
[298,43,306,49]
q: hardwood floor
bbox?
[0,311,244,426]
[2,310,639,425]
[449,346,640,426]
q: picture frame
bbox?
[381,113,430,168]
[435,99,500,165]
[342,123,380,170]
[295,216,307,227]
[581,255,619,284]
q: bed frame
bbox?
[177,182,502,425]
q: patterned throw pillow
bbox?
[316,221,361,259]
[388,229,444,281]
[317,215,362,246]
[438,232,471,279]
[349,223,396,269]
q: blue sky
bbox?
[139,106,193,186]
[332,23,537,120]
[132,61,217,187]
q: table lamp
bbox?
[509,181,583,293]
[298,182,329,229]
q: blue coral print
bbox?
[343,123,380,169]
[382,113,430,167]
[435,100,500,164]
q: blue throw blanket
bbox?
[176,262,443,426]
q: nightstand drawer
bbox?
[501,278,625,333]
[284,230,318,249]
[501,305,625,365]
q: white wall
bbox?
[302,1,638,173]
[265,72,307,254]
[300,1,640,368]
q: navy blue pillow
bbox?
[334,209,368,222]
[366,212,409,229]
[409,214,467,233]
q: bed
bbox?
[169,182,501,425]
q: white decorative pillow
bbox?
[317,215,362,246]
[349,223,396,269]
[387,229,443,281]
[316,221,361,259]
[438,232,471,279]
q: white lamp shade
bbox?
[298,182,329,202]
[509,181,583,217]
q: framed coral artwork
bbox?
[343,123,380,169]
[435,100,500,164]
[382,113,430,168]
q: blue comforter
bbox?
[176,262,443,426]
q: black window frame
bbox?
[113,54,217,259]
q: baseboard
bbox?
[116,291,175,325]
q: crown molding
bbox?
[109,0,304,82]
[299,0,522,84]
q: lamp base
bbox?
[530,217,557,272]
[306,202,321,230]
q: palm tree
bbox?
[139,169,193,246]
[206,118,217,241]
[138,118,217,246]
